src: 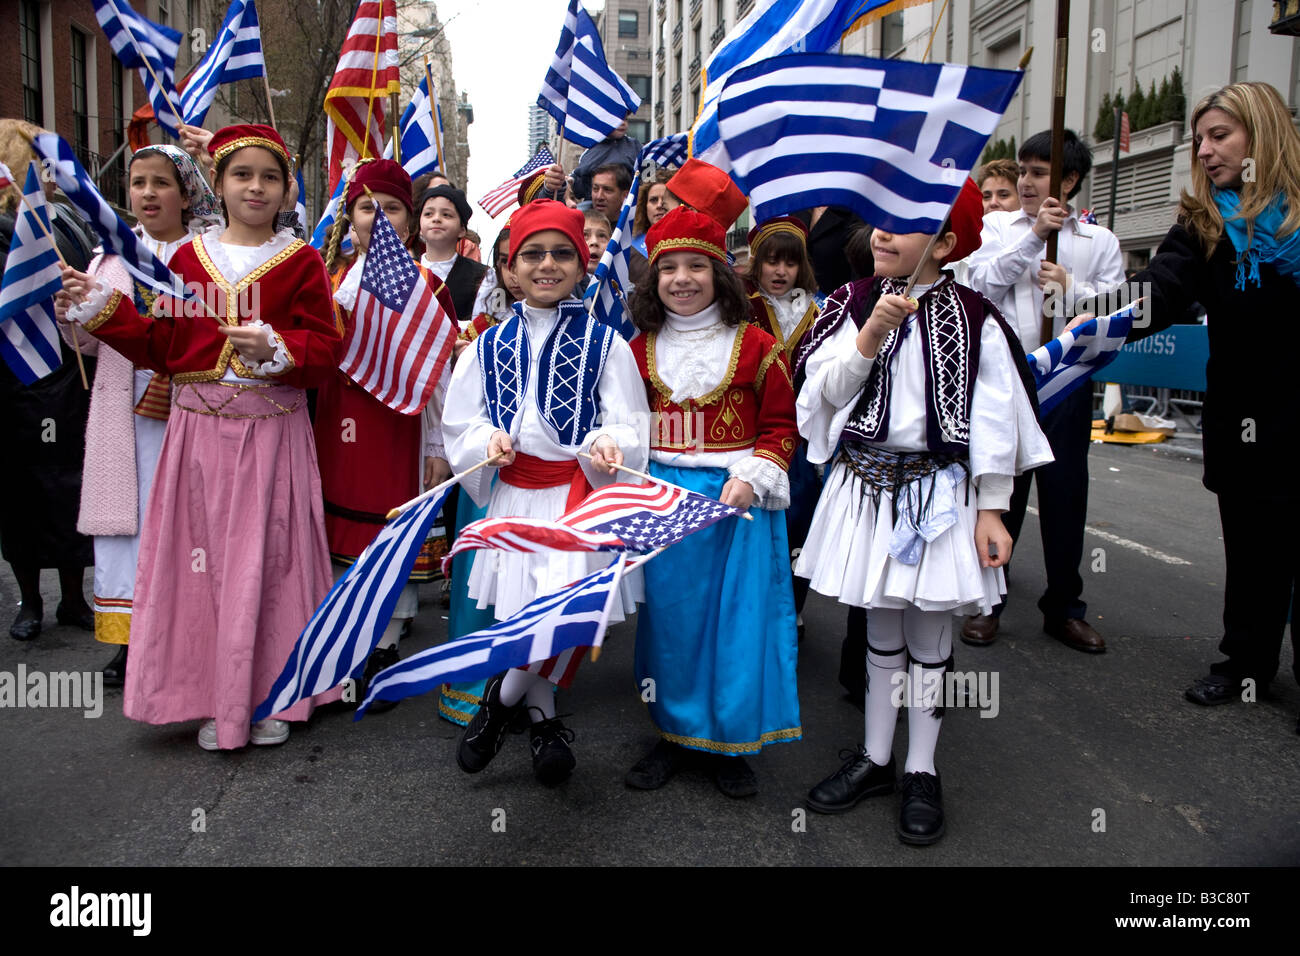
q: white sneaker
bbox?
[198,719,219,751]
[250,719,290,746]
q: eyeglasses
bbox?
[516,247,579,265]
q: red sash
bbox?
[499,453,591,512]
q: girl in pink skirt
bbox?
[57,124,343,750]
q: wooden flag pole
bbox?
[389,91,402,163]
[424,57,444,172]
[261,73,278,129]
[386,454,503,520]
[577,452,754,520]
[106,0,186,138]
[1041,0,1071,347]
[921,0,951,64]
[20,165,88,389]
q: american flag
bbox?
[341,204,456,415]
[93,0,184,138]
[1027,302,1138,416]
[0,164,63,384]
[323,0,400,198]
[477,146,556,218]
[357,555,631,715]
[177,0,265,127]
[256,484,454,722]
[442,480,744,574]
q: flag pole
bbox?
[1041,0,1071,347]
[386,454,504,519]
[424,56,444,172]
[361,4,385,160]
[921,0,951,64]
[107,0,186,139]
[21,163,88,389]
[261,73,278,129]
[577,452,754,520]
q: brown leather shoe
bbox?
[961,614,999,646]
[1045,618,1106,654]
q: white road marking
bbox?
[1025,506,1193,566]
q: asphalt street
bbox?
[2,439,1297,867]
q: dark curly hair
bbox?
[630,255,750,333]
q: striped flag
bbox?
[0,164,63,384]
[691,0,900,165]
[341,204,456,414]
[1027,303,1138,416]
[30,133,190,303]
[443,480,744,573]
[323,0,401,197]
[255,483,454,722]
[309,175,347,251]
[717,52,1023,234]
[294,165,308,236]
[93,0,184,139]
[178,0,265,127]
[477,145,556,218]
[638,133,689,175]
[539,0,641,149]
[357,555,630,715]
[383,72,442,181]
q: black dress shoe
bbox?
[712,754,758,798]
[1185,673,1245,706]
[357,645,401,713]
[56,602,95,631]
[897,771,945,845]
[456,672,522,773]
[101,646,128,687]
[399,619,412,641]
[529,715,576,786]
[625,738,687,790]
[9,605,42,641]
[807,749,896,814]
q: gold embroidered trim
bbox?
[659,725,802,755]
[786,303,817,359]
[752,220,807,249]
[653,438,757,452]
[648,236,726,263]
[171,381,304,419]
[754,448,791,471]
[213,135,289,166]
[755,342,782,392]
[93,609,131,646]
[84,289,122,333]
[645,322,748,408]
[441,686,483,705]
[437,696,476,725]
[521,176,546,204]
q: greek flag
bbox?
[584,137,689,339]
[308,176,353,257]
[255,484,454,722]
[0,164,63,384]
[383,72,442,181]
[93,0,184,138]
[294,165,308,236]
[178,0,265,127]
[1027,303,1138,416]
[691,0,895,165]
[30,133,191,303]
[717,53,1023,234]
[357,555,629,716]
[539,0,641,149]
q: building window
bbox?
[629,74,652,101]
[110,55,127,206]
[20,0,43,126]
[157,1,170,26]
[693,23,701,53]
[715,0,725,25]
[629,119,650,142]
[881,11,904,58]
[619,10,639,37]
[71,29,90,154]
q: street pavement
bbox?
[1,439,1297,867]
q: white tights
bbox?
[863,606,953,776]
[498,668,557,721]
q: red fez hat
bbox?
[507,199,586,266]
[645,206,728,265]
[747,215,809,250]
[346,159,414,215]
[517,170,549,207]
[944,177,984,263]
[665,158,747,229]
[209,124,289,167]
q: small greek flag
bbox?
[539,0,641,149]
[0,164,63,384]
[383,72,442,181]
[1027,303,1138,416]
[178,0,265,127]
[93,0,184,138]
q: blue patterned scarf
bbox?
[1214,189,1300,290]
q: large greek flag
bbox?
[357,555,629,716]
[0,164,63,384]
[717,53,1022,234]
[1027,304,1138,416]
[178,0,265,127]
[255,484,454,721]
[382,71,442,181]
[93,0,184,138]
[539,0,641,149]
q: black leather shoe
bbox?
[625,738,687,790]
[9,604,42,641]
[1185,673,1245,706]
[807,749,896,814]
[101,646,128,688]
[56,602,95,631]
[358,645,401,714]
[897,771,945,845]
[529,715,576,785]
[399,619,412,641]
[456,673,522,773]
[712,754,758,798]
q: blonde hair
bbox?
[1180,82,1300,258]
[0,119,44,215]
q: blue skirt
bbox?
[635,463,802,755]
[438,487,493,726]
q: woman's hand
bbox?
[424,456,451,489]
[719,477,755,511]
[219,324,276,363]
[487,430,516,466]
[588,436,623,475]
[975,509,1012,568]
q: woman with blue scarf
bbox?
[1129,82,1300,729]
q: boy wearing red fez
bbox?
[442,199,650,786]
[793,179,1053,844]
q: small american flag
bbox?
[477,146,556,218]
[342,204,456,415]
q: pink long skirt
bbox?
[124,381,341,749]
